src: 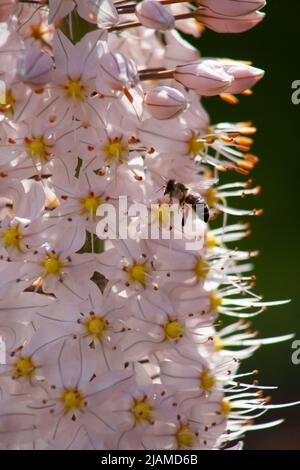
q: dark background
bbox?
[197,0,300,450]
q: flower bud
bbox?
[0,0,17,22]
[219,60,264,93]
[136,0,175,31]
[17,46,53,86]
[174,60,233,96]
[199,9,265,33]
[99,52,139,91]
[199,0,266,17]
[144,86,187,120]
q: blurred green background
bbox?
[195,0,300,449]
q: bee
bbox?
[164,179,209,226]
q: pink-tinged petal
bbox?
[0,0,17,22]
[85,369,135,403]
[136,1,175,31]
[200,9,265,33]
[17,46,53,86]
[160,361,201,390]
[0,292,53,321]
[145,86,187,120]
[165,30,200,68]
[53,29,74,78]
[73,29,108,81]
[0,400,36,446]
[48,0,74,24]
[199,0,266,17]
[77,0,119,28]
[220,61,265,93]
[14,180,45,221]
[0,320,34,351]
[55,225,86,256]
[174,60,233,96]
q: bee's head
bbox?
[164,179,175,195]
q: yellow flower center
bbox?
[41,254,64,276]
[206,232,219,249]
[102,138,128,163]
[175,423,196,448]
[13,356,36,379]
[187,133,205,156]
[131,398,153,423]
[126,263,149,286]
[163,318,183,340]
[213,336,223,352]
[30,24,48,40]
[200,369,216,392]
[0,89,16,114]
[1,225,23,250]
[205,188,219,207]
[25,136,49,160]
[209,291,223,314]
[60,387,84,413]
[64,78,85,101]
[194,258,210,279]
[80,194,101,218]
[84,316,107,339]
[220,398,232,416]
[152,203,172,228]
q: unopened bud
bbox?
[199,9,265,33]
[17,46,53,86]
[98,52,139,91]
[219,60,265,93]
[174,60,233,96]
[199,0,266,17]
[145,86,187,120]
[136,0,175,31]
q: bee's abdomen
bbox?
[203,204,209,223]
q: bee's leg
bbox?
[204,204,209,223]
[181,204,186,228]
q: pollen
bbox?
[80,193,101,218]
[126,262,149,286]
[205,188,219,207]
[209,291,223,313]
[41,254,64,276]
[13,356,36,379]
[153,203,172,228]
[30,24,49,40]
[25,136,49,161]
[0,89,16,114]
[1,224,23,250]
[206,232,220,249]
[60,387,84,413]
[200,369,216,392]
[220,398,232,416]
[64,78,85,101]
[213,336,223,352]
[84,315,107,339]
[163,318,183,340]
[175,423,196,448]
[131,398,153,423]
[194,258,210,279]
[187,133,205,156]
[102,137,128,163]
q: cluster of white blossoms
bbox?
[0,0,297,450]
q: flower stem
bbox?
[139,69,174,81]
[108,10,200,32]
